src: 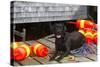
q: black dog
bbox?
[50,22,85,61]
[50,22,65,60]
[56,31,85,61]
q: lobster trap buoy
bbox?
[78,29,85,36]
[14,47,27,61]
[85,29,93,44]
[93,31,97,45]
[13,43,30,61]
[76,19,96,29]
[30,42,48,57]
[10,42,20,60]
[11,42,20,49]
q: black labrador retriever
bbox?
[50,22,85,61]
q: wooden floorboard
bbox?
[46,38,55,43]
[74,56,93,62]
[44,34,54,39]
[14,61,21,66]
[16,57,40,65]
[85,54,97,61]
[38,39,55,49]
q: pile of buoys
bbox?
[75,19,97,45]
[11,42,30,61]
[30,42,48,57]
[76,19,96,29]
[78,28,97,45]
[11,42,48,61]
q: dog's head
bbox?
[53,23,64,37]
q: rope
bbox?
[71,43,97,56]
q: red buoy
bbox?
[85,29,93,44]
[10,42,20,60]
[93,31,97,45]
[76,19,95,29]
[11,42,20,49]
[12,43,30,61]
[78,29,85,36]
[30,42,48,57]
[14,47,27,61]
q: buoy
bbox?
[93,31,97,45]
[10,48,14,60]
[85,29,93,44]
[78,29,85,36]
[10,42,20,49]
[30,42,48,57]
[76,19,95,29]
[10,42,20,60]
[13,43,30,61]
[13,47,27,61]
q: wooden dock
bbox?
[12,34,97,66]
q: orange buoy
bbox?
[13,43,30,61]
[30,42,48,57]
[85,29,93,44]
[76,19,95,29]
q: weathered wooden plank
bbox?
[75,56,92,62]
[47,61,59,64]
[46,38,55,43]
[32,56,49,64]
[85,54,97,61]
[17,57,40,65]
[37,39,55,49]
[25,40,35,45]
[32,55,50,64]
[14,61,21,66]
[59,55,76,63]
[44,34,54,39]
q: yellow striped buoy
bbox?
[30,42,48,57]
[76,19,95,29]
[13,42,30,61]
